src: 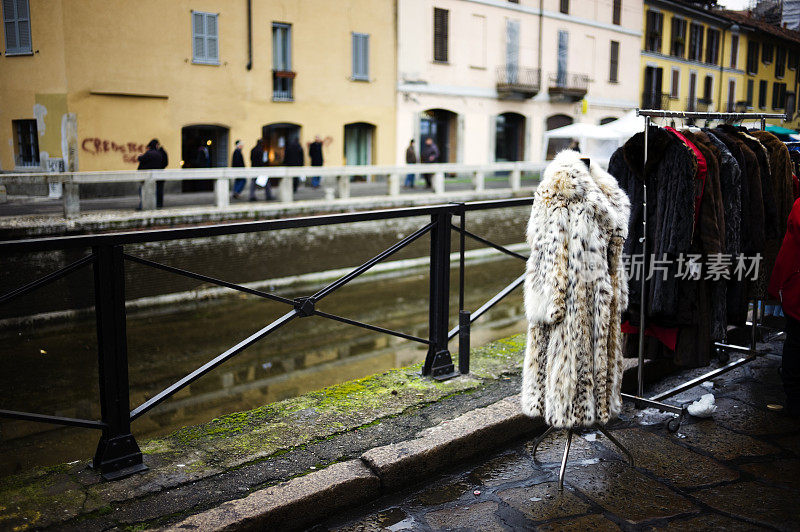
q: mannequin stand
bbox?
[531,425,635,491]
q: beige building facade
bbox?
[1,0,396,193]
[396,0,643,165]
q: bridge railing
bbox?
[0,199,532,480]
[0,161,545,218]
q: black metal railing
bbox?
[496,66,541,98]
[641,91,672,110]
[686,97,713,112]
[0,199,532,480]
[548,72,590,92]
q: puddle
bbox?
[413,481,470,506]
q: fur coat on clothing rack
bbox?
[521,150,631,429]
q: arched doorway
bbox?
[344,122,375,166]
[544,114,573,160]
[419,109,457,163]
[262,123,301,165]
[495,112,526,162]
[181,125,229,192]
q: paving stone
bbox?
[775,434,800,457]
[468,451,536,487]
[537,513,622,531]
[497,482,591,522]
[331,507,419,532]
[611,428,738,487]
[678,419,781,460]
[647,512,771,531]
[712,398,800,436]
[566,461,696,524]
[523,429,597,464]
[694,481,800,530]
[739,459,800,491]
[424,501,504,531]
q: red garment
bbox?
[621,321,679,351]
[769,197,800,321]
[664,127,707,224]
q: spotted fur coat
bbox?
[521,150,631,428]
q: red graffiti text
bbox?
[81,138,145,163]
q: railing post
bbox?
[63,182,80,218]
[278,176,294,203]
[140,174,157,210]
[323,175,336,201]
[422,209,458,380]
[473,171,485,192]
[92,245,147,480]
[388,173,400,196]
[214,178,230,208]
[337,175,351,199]
[459,310,471,374]
[510,167,521,192]
[433,172,445,194]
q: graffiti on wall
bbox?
[81,137,145,164]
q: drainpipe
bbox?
[537,0,543,85]
[246,0,253,71]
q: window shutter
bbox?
[609,40,619,82]
[193,12,205,61]
[361,34,369,79]
[613,0,621,25]
[206,13,218,62]
[352,33,369,79]
[15,0,29,51]
[433,8,448,62]
[4,0,32,54]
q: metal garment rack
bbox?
[623,109,786,430]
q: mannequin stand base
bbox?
[531,425,634,491]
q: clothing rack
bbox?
[623,109,786,431]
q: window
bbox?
[433,7,448,62]
[645,10,663,53]
[730,34,739,68]
[191,11,218,64]
[688,23,703,61]
[272,23,293,101]
[351,33,369,80]
[762,42,773,64]
[776,46,786,78]
[705,29,720,65]
[670,68,680,98]
[560,0,569,14]
[747,40,759,75]
[773,82,787,109]
[670,17,686,58]
[759,79,768,108]
[556,30,568,86]
[2,0,31,55]
[12,119,39,167]
[609,40,619,82]
[789,49,799,70]
[613,0,621,25]
[746,79,754,106]
[702,75,712,102]
[727,78,735,112]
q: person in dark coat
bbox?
[155,143,168,208]
[404,139,417,188]
[307,135,328,188]
[283,137,304,192]
[249,139,274,201]
[231,140,246,199]
[195,145,211,168]
[137,139,164,210]
[420,137,440,189]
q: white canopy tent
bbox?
[541,110,646,167]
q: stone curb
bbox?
[163,394,541,531]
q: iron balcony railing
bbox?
[641,91,672,110]
[547,72,590,100]
[0,199,533,481]
[496,65,541,99]
[686,97,713,112]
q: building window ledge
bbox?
[192,59,221,66]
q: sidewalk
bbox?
[320,347,800,531]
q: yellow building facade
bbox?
[640,0,800,128]
[0,0,396,186]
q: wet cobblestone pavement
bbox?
[317,344,800,531]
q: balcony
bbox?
[496,66,540,100]
[547,72,590,102]
[722,101,750,113]
[272,70,295,101]
[686,97,713,113]
[641,91,672,110]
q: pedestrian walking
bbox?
[284,137,304,192]
[231,140,246,199]
[307,135,330,188]
[156,142,168,208]
[404,139,417,188]
[420,137,440,189]
[769,196,800,417]
[195,145,210,167]
[249,139,274,201]
[137,139,164,210]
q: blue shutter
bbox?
[557,30,568,86]
[192,12,205,61]
[205,13,218,62]
[4,0,31,54]
[352,33,369,80]
[192,11,218,64]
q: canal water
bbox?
[0,206,530,476]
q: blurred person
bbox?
[249,139,274,201]
[420,137,439,189]
[137,139,163,210]
[156,141,168,208]
[231,140,246,199]
[284,137,304,192]
[404,139,417,188]
[195,145,210,168]
[307,135,330,188]
[770,197,800,417]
